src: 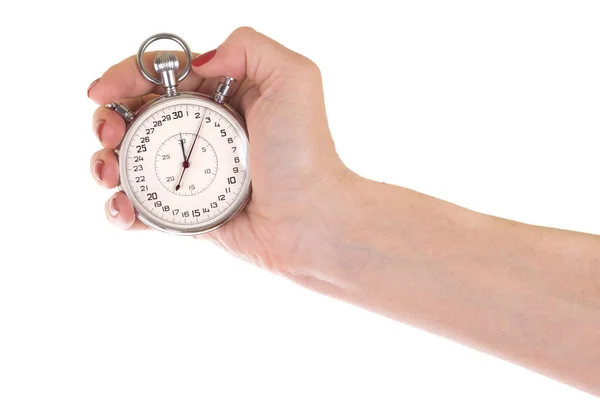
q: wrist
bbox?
[288,171,600,395]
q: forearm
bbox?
[301,177,600,396]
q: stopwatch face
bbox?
[118,93,251,235]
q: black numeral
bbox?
[215,122,220,127]
[147,192,158,201]
[134,156,144,162]
[210,202,218,208]
[140,185,148,192]
[140,136,150,143]
[133,165,143,172]
[225,187,231,194]
[166,176,175,182]
[234,157,240,163]
[218,195,225,201]
[162,205,170,212]
[195,112,201,118]
[172,209,179,215]
[205,116,211,123]
[162,114,171,122]
[227,177,236,184]
[189,184,196,191]
[152,120,162,127]
[136,144,147,153]
[172,111,184,119]
[135,176,146,183]
[204,168,212,174]
[192,209,201,217]
[220,129,227,137]
[162,154,170,160]
[227,137,234,144]
[202,207,210,213]
[154,201,162,208]
[231,146,237,153]
[182,211,190,218]
[201,147,206,152]
[233,167,239,173]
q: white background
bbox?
[1,1,598,399]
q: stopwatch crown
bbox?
[154,52,179,72]
[154,51,180,97]
[214,77,236,104]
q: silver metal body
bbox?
[105,103,134,123]
[136,33,192,87]
[108,33,251,236]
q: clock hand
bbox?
[174,164,187,192]
[185,114,205,164]
[175,112,206,191]
[179,133,187,162]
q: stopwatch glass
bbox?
[119,95,250,234]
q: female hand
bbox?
[89,27,600,395]
[88,27,357,278]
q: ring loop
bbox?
[137,33,192,86]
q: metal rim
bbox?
[117,92,251,236]
[136,33,192,85]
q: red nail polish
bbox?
[191,49,216,67]
[87,78,99,97]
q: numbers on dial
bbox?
[154,133,218,196]
[124,101,248,228]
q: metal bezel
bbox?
[117,92,252,236]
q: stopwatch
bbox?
[106,33,251,235]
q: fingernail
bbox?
[87,78,99,97]
[92,160,104,182]
[108,196,119,217]
[191,49,216,67]
[95,119,105,143]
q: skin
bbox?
[88,27,600,396]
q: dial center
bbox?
[154,133,218,196]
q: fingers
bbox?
[191,27,320,90]
[91,153,147,231]
[227,78,260,117]
[92,94,158,150]
[87,51,205,105]
[105,192,147,231]
[90,149,119,189]
[92,106,126,149]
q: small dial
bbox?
[121,97,250,234]
[155,133,218,196]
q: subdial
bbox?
[155,133,218,196]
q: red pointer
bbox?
[175,112,207,191]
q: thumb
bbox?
[191,27,320,89]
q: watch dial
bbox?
[121,96,250,234]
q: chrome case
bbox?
[107,33,252,236]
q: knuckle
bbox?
[288,55,322,82]
[299,56,321,77]
[230,26,257,40]
[265,56,323,95]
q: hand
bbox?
[88,27,357,277]
[88,27,600,395]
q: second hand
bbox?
[175,112,207,191]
